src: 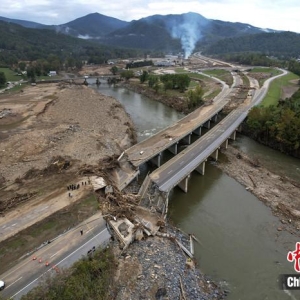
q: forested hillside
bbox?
[203,32,300,59]
[0,21,143,67]
[245,89,300,158]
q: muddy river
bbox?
[92,81,300,300]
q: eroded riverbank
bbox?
[0,81,224,299]
[217,144,300,234]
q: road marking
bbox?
[85,225,96,234]
[6,276,23,289]
[50,249,62,259]
[3,222,104,280]
[11,229,108,299]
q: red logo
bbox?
[287,242,300,272]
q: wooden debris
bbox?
[189,234,194,256]
[175,239,193,258]
[248,174,257,188]
[179,276,187,300]
[191,234,202,246]
[0,192,38,213]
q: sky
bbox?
[0,0,299,33]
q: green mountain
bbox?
[0,21,142,66]
[53,12,128,38]
[0,16,46,29]
[203,31,300,58]
[0,12,299,60]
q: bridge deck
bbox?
[148,69,287,192]
[124,78,237,167]
[149,107,248,192]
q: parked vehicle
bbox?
[0,280,5,290]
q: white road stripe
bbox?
[11,228,107,299]
[50,249,62,259]
[6,277,23,289]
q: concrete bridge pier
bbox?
[203,120,211,129]
[237,124,242,133]
[210,148,219,161]
[178,174,191,193]
[181,133,192,145]
[168,142,179,155]
[195,160,206,175]
[211,113,218,123]
[221,139,229,149]
[150,152,162,167]
[193,126,202,136]
[230,130,236,141]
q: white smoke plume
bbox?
[169,13,207,59]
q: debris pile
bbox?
[111,219,227,300]
[23,156,71,180]
[0,108,12,119]
[0,191,37,214]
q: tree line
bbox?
[139,71,203,109]
[245,89,300,158]
[0,21,146,71]
[211,52,300,77]
[20,247,115,300]
[203,31,300,59]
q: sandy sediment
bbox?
[0,83,135,185]
[217,145,300,233]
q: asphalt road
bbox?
[150,108,248,191]
[123,72,241,168]
[0,213,110,299]
[150,69,288,192]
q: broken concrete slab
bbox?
[108,218,135,249]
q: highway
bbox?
[123,71,242,168]
[150,108,248,192]
[0,213,110,300]
[149,69,288,192]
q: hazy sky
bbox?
[1,0,299,32]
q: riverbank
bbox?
[217,144,300,234]
[0,82,223,299]
[123,76,300,235]
[121,80,191,113]
[113,224,226,300]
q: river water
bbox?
[91,81,300,300]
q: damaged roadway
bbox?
[0,81,224,299]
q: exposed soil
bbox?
[217,145,300,234]
[0,82,135,219]
[0,81,138,275]
[0,78,222,299]
[121,77,221,114]
[281,79,299,99]
[247,72,272,86]
[0,192,99,274]
[2,61,298,299]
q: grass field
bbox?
[0,193,99,274]
[188,72,211,80]
[175,67,187,73]
[249,67,282,75]
[0,67,22,82]
[202,69,233,86]
[261,72,299,107]
[249,67,283,87]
